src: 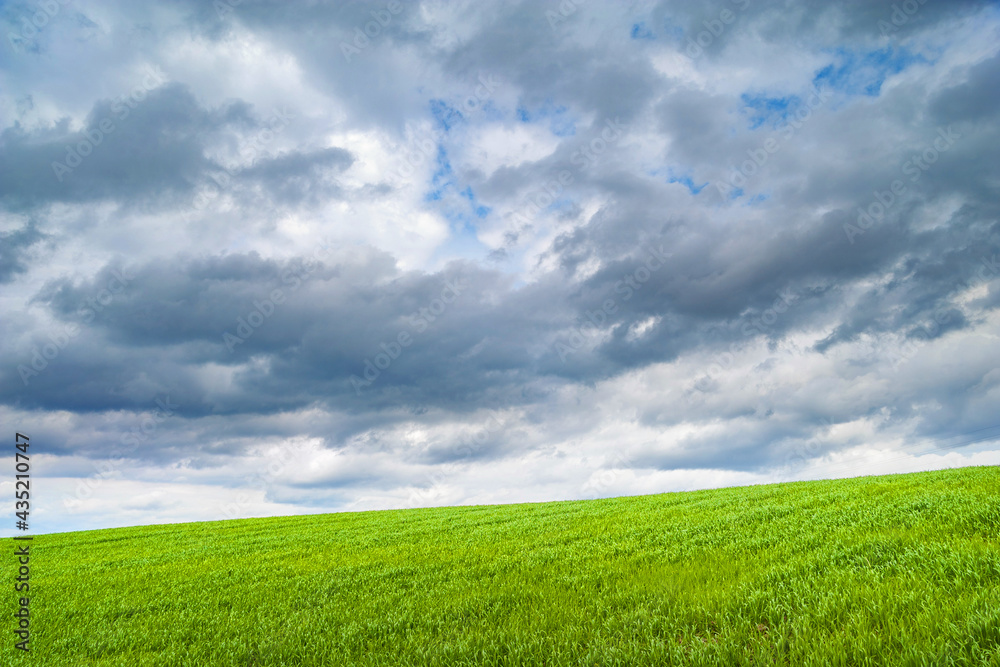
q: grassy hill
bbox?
[6,466,1000,666]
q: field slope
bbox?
[5,466,1000,666]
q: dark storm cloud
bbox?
[0,220,47,283]
[8,204,992,430]
[0,81,355,214]
[929,52,1000,124]
[0,82,218,210]
[2,250,546,417]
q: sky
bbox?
[1,0,999,536]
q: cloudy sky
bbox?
[1,0,999,535]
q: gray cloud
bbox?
[0,220,47,283]
[2,0,1000,534]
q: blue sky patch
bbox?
[740,93,801,130]
[654,167,708,195]
[662,17,685,41]
[430,99,463,131]
[812,47,927,97]
[425,157,492,225]
[423,145,454,202]
[669,175,707,195]
[516,100,576,137]
[461,186,492,218]
[631,22,654,40]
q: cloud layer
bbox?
[1,0,999,534]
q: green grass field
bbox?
[5,465,1000,666]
